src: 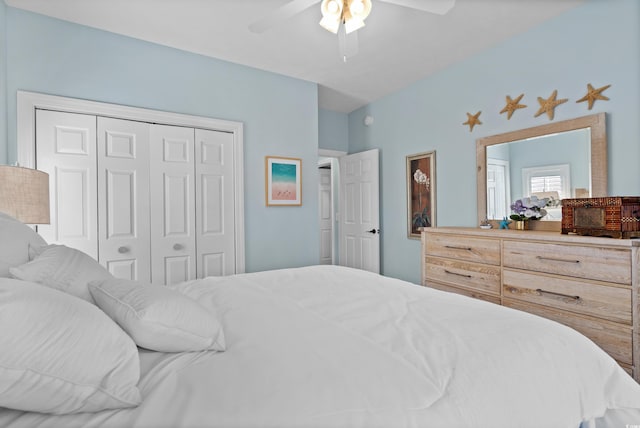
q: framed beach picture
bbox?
[265,156,302,206]
[406,151,436,239]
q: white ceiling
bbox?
[6,0,584,113]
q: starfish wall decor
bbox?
[576,83,611,110]
[463,111,482,132]
[462,82,610,131]
[534,89,568,121]
[500,94,527,120]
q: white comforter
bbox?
[2,265,639,428]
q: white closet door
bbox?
[97,117,151,281]
[35,110,98,258]
[150,124,196,285]
[195,129,236,277]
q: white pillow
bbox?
[89,278,226,353]
[0,278,141,414]
[9,244,112,303]
[0,212,47,277]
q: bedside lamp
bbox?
[0,165,50,224]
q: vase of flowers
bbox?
[510,196,549,230]
[514,219,528,230]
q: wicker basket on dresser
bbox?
[421,227,639,381]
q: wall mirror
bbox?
[476,113,607,231]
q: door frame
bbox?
[318,149,346,266]
[317,162,334,265]
[16,90,245,273]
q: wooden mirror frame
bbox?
[476,113,607,231]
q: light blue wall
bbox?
[487,143,510,162]
[4,7,320,273]
[319,108,348,152]
[348,0,640,284]
[0,1,7,164]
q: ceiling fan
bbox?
[249,0,456,61]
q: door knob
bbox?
[173,243,184,251]
[366,228,380,234]
[118,246,130,254]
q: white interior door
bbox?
[149,124,196,285]
[318,167,333,265]
[194,128,236,277]
[339,149,380,273]
[97,117,151,281]
[35,110,98,258]
[486,158,510,220]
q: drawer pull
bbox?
[444,269,472,279]
[535,288,581,302]
[536,256,580,264]
[445,245,472,251]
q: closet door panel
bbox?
[195,129,236,277]
[164,256,192,285]
[35,110,98,259]
[97,117,151,281]
[150,125,196,285]
[164,174,191,235]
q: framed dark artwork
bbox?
[407,151,436,238]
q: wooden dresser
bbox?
[421,227,639,381]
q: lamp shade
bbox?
[0,165,50,224]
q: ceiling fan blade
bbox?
[378,0,455,15]
[248,0,321,33]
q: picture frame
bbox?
[265,156,302,206]
[406,151,436,238]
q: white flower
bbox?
[535,198,549,208]
[524,208,538,218]
[413,169,430,190]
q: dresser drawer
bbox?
[425,256,501,295]
[503,269,632,324]
[425,281,501,305]
[504,299,633,366]
[503,240,631,284]
[426,233,500,265]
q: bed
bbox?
[1,212,639,428]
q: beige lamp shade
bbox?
[0,165,50,224]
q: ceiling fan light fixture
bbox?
[347,0,371,20]
[321,0,343,18]
[350,0,364,14]
[326,0,341,14]
[319,0,371,35]
[320,0,343,33]
[319,15,341,33]
[318,0,373,59]
[344,17,365,34]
